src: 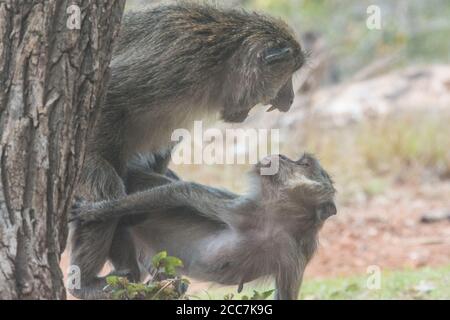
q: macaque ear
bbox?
[263,47,293,64]
[316,202,337,221]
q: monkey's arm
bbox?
[275,263,304,300]
[71,182,244,226]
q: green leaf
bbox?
[106,276,120,287]
[163,256,183,276]
[111,289,127,300]
[152,251,168,269]
[345,283,360,292]
[250,289,275,300]
[224,293,234,300]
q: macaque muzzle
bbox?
[267,77,294,112]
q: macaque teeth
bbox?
[266,105,277,112]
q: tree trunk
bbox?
[0,0,125,299]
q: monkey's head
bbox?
[254,153,336,223]
[220,15,305,123]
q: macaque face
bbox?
[221,39,304,123]
[262,44,303,113]
[255,153,337,222]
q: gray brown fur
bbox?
[71,154,336,300]
[69,2,304,299]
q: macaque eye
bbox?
[262,47,293,64]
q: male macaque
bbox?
[71,154,336,300]
[70,3,305,298]
[79,2,304,201]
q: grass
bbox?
[299,265,450,300]
[191,265,450,300]
[356,113,450,177]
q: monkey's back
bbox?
[107,3,297,112]
[92,3,299,163]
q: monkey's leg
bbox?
[69,220,118,299]
[70,182,241,225]
[78,153,126,201]
[70,220,140,300]
[108,226,141,282]
[107,159,178,286]
[73,161,178,297]
[68,266,136,300]
[201,185,238,200]
[70,153,126,299]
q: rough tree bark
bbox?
[0,0,125,299]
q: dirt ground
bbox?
[61,180,450,297]
[305,181,450,279]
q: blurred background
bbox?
[65,0,450,299]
